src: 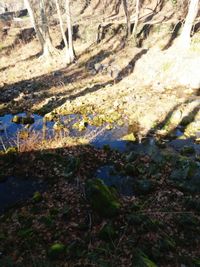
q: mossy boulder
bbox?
[86,179,121,217]
[48,243,66,259]
[12,115,34,125]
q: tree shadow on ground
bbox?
[145,97,200,153]
[0,43,146,114]
[115,49,148,82]
[0,28,36,57]
[162,21,182,50]
[0,51,41,73]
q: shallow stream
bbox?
[0,112,200,212]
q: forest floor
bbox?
[0,18,200,267]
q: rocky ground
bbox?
[0,141,200,267]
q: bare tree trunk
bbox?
[39,0,55,56]
[55,0,70,62]
[65,0,75,62]
[24,0,55,57]
[132,0,140,43]
[122,0,131,38]
[179,0,199,48]
[24,0,45,49]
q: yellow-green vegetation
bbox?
[121,132,136,142]
[48,243,66,259]
[32,191,42,202]
[161,60,173,72]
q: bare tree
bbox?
[55,0,70,62]
[39,0,55,56]
[178,0,199,48]
[122,0,131,37]
[24,0,55,57]
[65,0,75,62]
[132,0,140,43]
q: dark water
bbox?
[95,165,134,196]
[0,176,46,214]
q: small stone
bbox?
[32,191,42,202]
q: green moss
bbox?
[134,250,158,267]
[86,179,121,217]
[48,243,65,259]
[121,133,136,142]
[32,191,42,202]
[162,61,172,72]
[5,147,18,154]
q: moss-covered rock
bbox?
[48,243,65,259]
[12,115,34,124]
[121,133,136,142]
[12,115,21,124]
[32,191,42,202]
[86,179,120,217]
